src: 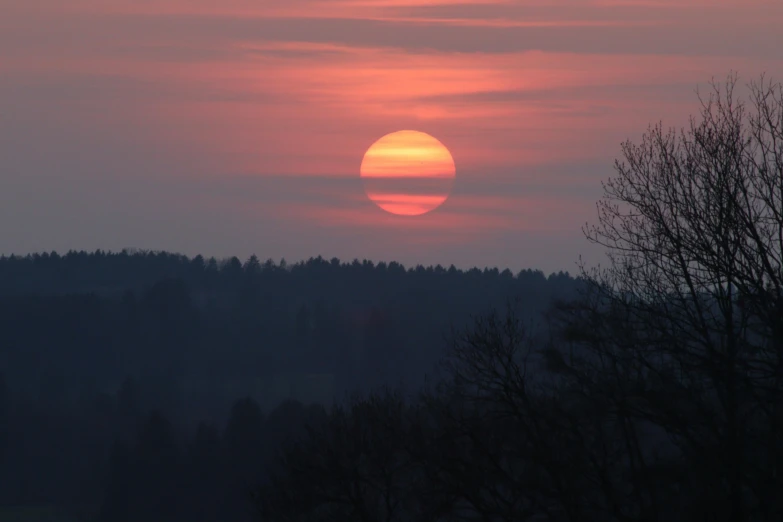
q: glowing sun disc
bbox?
[360,130,456,216]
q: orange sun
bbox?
[360,130,456,216]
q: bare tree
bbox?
[549,73,783,522]
[436,303,660,522]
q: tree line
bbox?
[0,238,578,521]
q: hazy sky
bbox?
[1,0,781,273]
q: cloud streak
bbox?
[1,0,781,271]
[5,11,782,58]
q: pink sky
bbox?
[1,0,781,272]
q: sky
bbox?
[1,0,781,273]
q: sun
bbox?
[360,130,456,216]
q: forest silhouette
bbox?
[2,74,783,522]
[0,249,578,521]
